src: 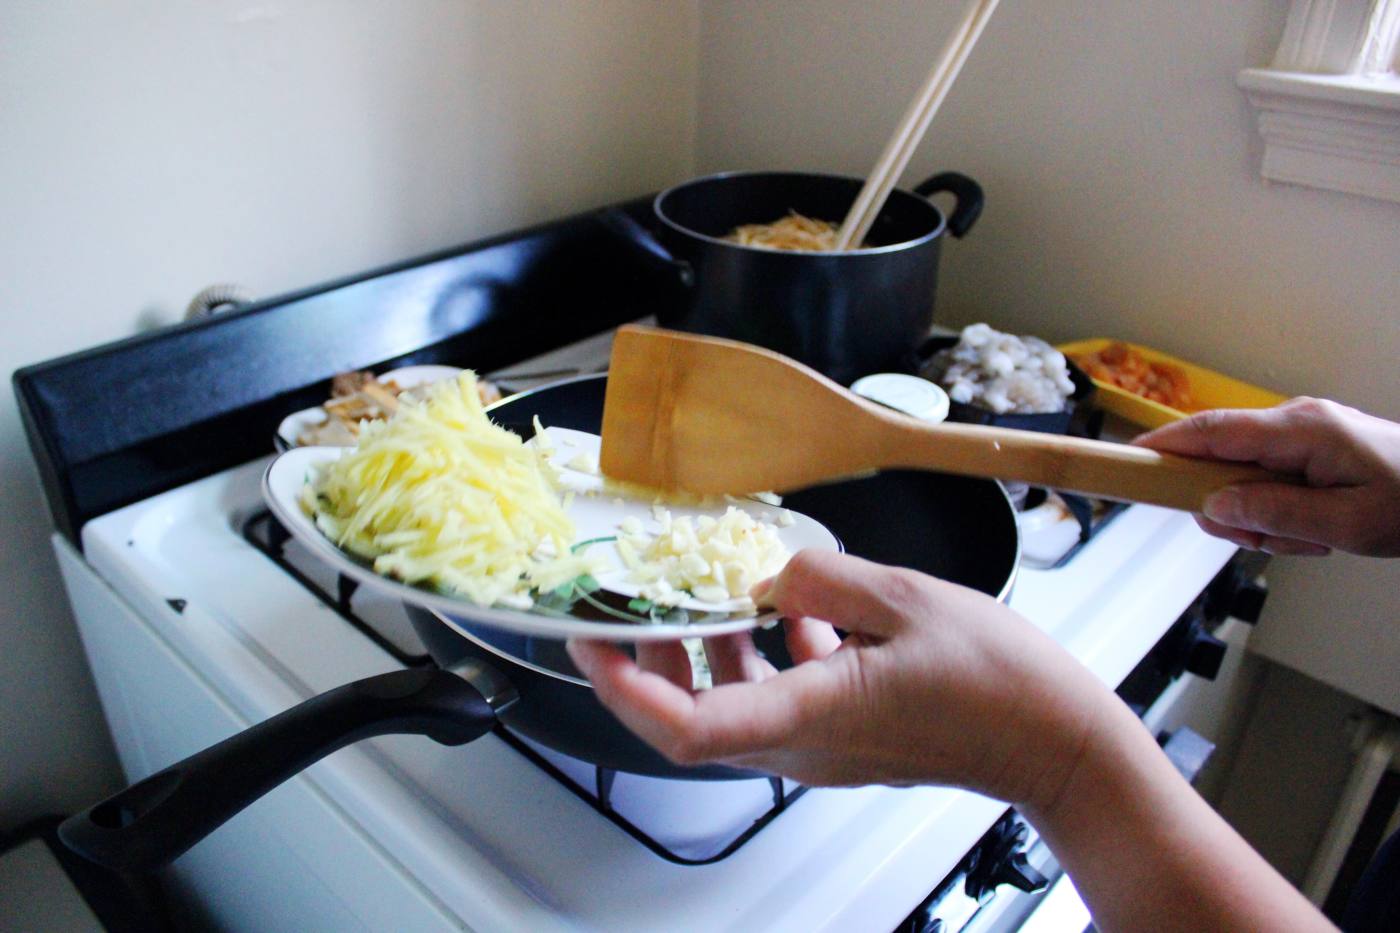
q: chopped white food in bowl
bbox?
[921,322,1076,415]
[534,427,836,615]
[614,507,790,611]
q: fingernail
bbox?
[1203,487,1241,525]
[565,638,588,668]
[749,577,775,609]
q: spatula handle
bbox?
[885,421,1283,512]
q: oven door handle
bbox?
[58,668,497,872]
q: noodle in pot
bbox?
[725,211,849,251]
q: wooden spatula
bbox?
[600,325,1282,511]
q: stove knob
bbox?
[989,851,1048,895]
[1184,624,1227,681]
[1205,561,1269,624]
[1228,577,1268,624]
[1159,614,1228,682]
[964,817,1049,900]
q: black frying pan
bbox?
[59,375,1019,872]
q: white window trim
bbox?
[1239,0,1400,203]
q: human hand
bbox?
[568,549,1119,809]
[629,610,841,696]
[576,553,1337,931]
[1134,397,1400,557]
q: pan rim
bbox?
[496,373,1022,605]
[426,607,593,687]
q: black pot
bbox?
[59,375,1019,872]
[605,170,984,385]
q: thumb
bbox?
[1135,407,1290,463]
[1204,482,1356,548]
[758,550,912,638]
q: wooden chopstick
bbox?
[835,0,997,249]
[833,7,982,249]
[833,0,1000,251]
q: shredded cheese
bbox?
[303,372,599,607]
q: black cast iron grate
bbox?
[491,726,808,866]
[243,509,431,667]
[1021,487,1129,569]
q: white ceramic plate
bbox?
[261,429,841,642]
[274,365,465,451]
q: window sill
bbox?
[1238,68,1400,203]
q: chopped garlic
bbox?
[620,506,790,605]
[531,416,553,450]
[565,451,599,474]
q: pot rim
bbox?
[653,169,948,257]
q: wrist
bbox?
[1014,688,1334,932]
[1015,686,1151,823]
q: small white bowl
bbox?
[275,365,464,450]
[850,373,950,423]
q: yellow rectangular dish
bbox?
[1057,338,1289,430]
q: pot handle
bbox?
[913,171,984,238]
[58,668,496,872]
[597,209,695,287]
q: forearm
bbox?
[1022,699,1333,932]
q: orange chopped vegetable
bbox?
[1071,342,1196,412]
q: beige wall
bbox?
[1,0,697,825]
[696,0,1400,715]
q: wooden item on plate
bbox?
[833,0,1000,250]
[600,326,1289,512]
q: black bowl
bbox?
[913,335,1100,437]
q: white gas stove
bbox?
[48,329,1238,932]
[18,206,1252,931]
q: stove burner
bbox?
[983,400,1125,570]
[1016,488,1127,570]
[496,728,807,865]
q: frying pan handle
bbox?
[913,171,984,238]
[597,208,695,287]
[59,668,495,872]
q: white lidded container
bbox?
[851,372,950,423]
